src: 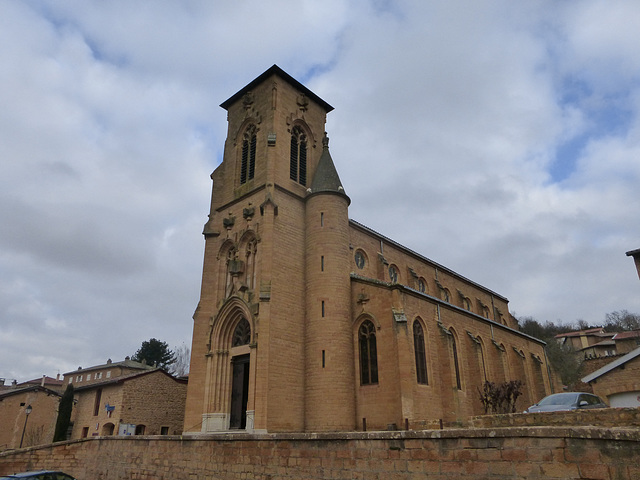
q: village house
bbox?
[555,327,617,358]
[583,346,640,407]
[69,368,187,439]
[62,357,154,388]
[0,380,62,451]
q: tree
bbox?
[519,316,573,340]
[603,310,640,332]
[518,315,583,388]
[53,384,74,442]
[544,337,583,387]
[132,338,176,370]
[170,344,191,377]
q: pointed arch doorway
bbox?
[230,354,250,429]
[203,300,256,432]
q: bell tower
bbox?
[184,65,351,433]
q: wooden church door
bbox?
[229,354,250,429]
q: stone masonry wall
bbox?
[469,407,640,429]
[1,427,639,480]
[588,354,640,403]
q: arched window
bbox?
[462,297,471,311]
[413,320,428,384]
[442,288,451,303]
[290,126,307,185]
[240,125,257,185]
[451,331,462,390]
[359,320,378,385]
[232,318,251,347]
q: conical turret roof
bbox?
[308,133,350,205]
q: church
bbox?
[183,65,552,434]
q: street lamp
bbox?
[19,404,32,448]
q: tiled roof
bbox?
[0,385,63,399]
[63,358,154,376]
[72,368,186,392]
[555,327,609,338]
[19,376,64,387]
[582,346,640,383]
[612,330,640,340]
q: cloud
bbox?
[1,0,639,382]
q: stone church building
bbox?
[183,65,552,434]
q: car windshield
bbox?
[537,393,577,406]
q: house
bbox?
[69,368,187,439]
[582,346,640,407]
[555,327,616,358]
[611,330,640,355]
[16,375,65,394]
[183,65,554,435]
[0,384,62,451]
[62,356,154,388]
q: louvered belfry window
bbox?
[240,126,257,185]
[290,126,307,185]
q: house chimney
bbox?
[107,359,112,364]
[0,378,5,386]
[12,380,17,387]
[41,375,46,387]
[56,373,60,381]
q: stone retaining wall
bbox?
[1,426,639,479]
[469,407,640,429]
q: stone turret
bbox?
[304,133,355,431]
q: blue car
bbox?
[0,472,76,480]
[525,392,608,413]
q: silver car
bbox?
[525,392,608,413]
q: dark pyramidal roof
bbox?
[220,64,334,112]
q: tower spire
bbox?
[308,133,350,204]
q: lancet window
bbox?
[451,330,462,390]
[359,320,378,385]
[413,320,428,385]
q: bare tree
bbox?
[604,310,640,332]
[170,344,191,377]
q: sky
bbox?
[1,0,640,383]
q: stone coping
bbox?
[3,424,638,457]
